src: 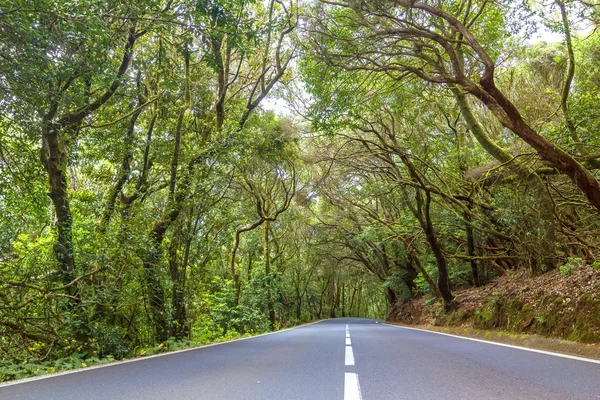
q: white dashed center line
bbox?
[343,323,362,399]
[345,345,355,366]
[344,372,362,400]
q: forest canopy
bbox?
[1,0,600,380]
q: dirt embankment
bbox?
[388,263,600,344]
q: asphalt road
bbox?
[2,318,600,400]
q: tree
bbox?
[307,0,600,211]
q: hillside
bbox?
[389,261,600,344]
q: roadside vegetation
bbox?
[1,0,600,382]
[389,259,600,344]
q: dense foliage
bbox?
[1,0,600,381]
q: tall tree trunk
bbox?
[341,282,346,317]
[41,125,76,290]
[169,221,189,340]
[402,239,442,299]
[142,230,169,343]
[296,293,302,320]
[40,124,92,343]
[42,26,138,271]
[328,275,336,318]
[349,287,357,316]
[465,209,480,287]
[356,284,362,318]
[142,42,192,341]
[141,106,186,343]
[421,191,455,308]
[400,156,454,308]
[263,220,276,330]
[318,277,329,319]
[400,258,419,295]
[97,88,143,234]
[230,218,264,305]
[385,287,397,308]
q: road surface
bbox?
[1,318,599,399]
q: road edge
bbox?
[382,322,600,365]
[0,319,326,388]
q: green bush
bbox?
[559,265,572,276]
[0,353,115,382]
[560,257,583,276]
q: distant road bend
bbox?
[2,318,600,400]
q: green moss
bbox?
[401,275,600,345]
[509,299,524,311]
[554,296,565,306]
[521,306,533,314]
[474,306,493,328]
